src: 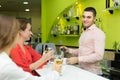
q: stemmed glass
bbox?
[43,44,54,64]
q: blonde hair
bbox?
[0,15,19,50]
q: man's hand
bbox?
[59,46,69,53]
[66,57,78,64]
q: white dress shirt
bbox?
[0,52,59,80]
[69,24,105,74]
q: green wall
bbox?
[103,10,120,49]
[42,0,120,49]
[42,0,77,44]
[41,0,47,43]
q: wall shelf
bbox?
[65,16,79,22]
[105,5,120,14]
[59,34,80,37]
[105,5,120,10]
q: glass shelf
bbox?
[105,5,120,10]
[59,34,80,37]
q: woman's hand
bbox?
[42,49,54,62]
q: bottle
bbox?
[44,45,48,51]
[67,25,70,34]
[60,48,66,58]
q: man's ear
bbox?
[94,17,96,22]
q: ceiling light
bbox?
[23,2,29,4]
[25,9,30,11]
[0,5,1,7]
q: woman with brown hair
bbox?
[0,15,60,80]
[10,19,54,76]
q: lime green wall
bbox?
[41,0,47,43]
[103,10,120,49]
[42,0,77,43]
[42,0,120,49]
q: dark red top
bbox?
[10,44,47,76]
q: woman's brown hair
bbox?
[0,15,19,50]
[19,19,30,31]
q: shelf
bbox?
[65,16,79,21]
[59,34,80,37]
[105,5,120,10]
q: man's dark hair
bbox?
[84,7,97,17]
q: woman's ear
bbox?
[19,30,22,35]
[15,33,20,41]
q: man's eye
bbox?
[87,16,91,19]
[82,15,85,18]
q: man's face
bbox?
[82,11,96,29]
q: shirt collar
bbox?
[86,24,96,31]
